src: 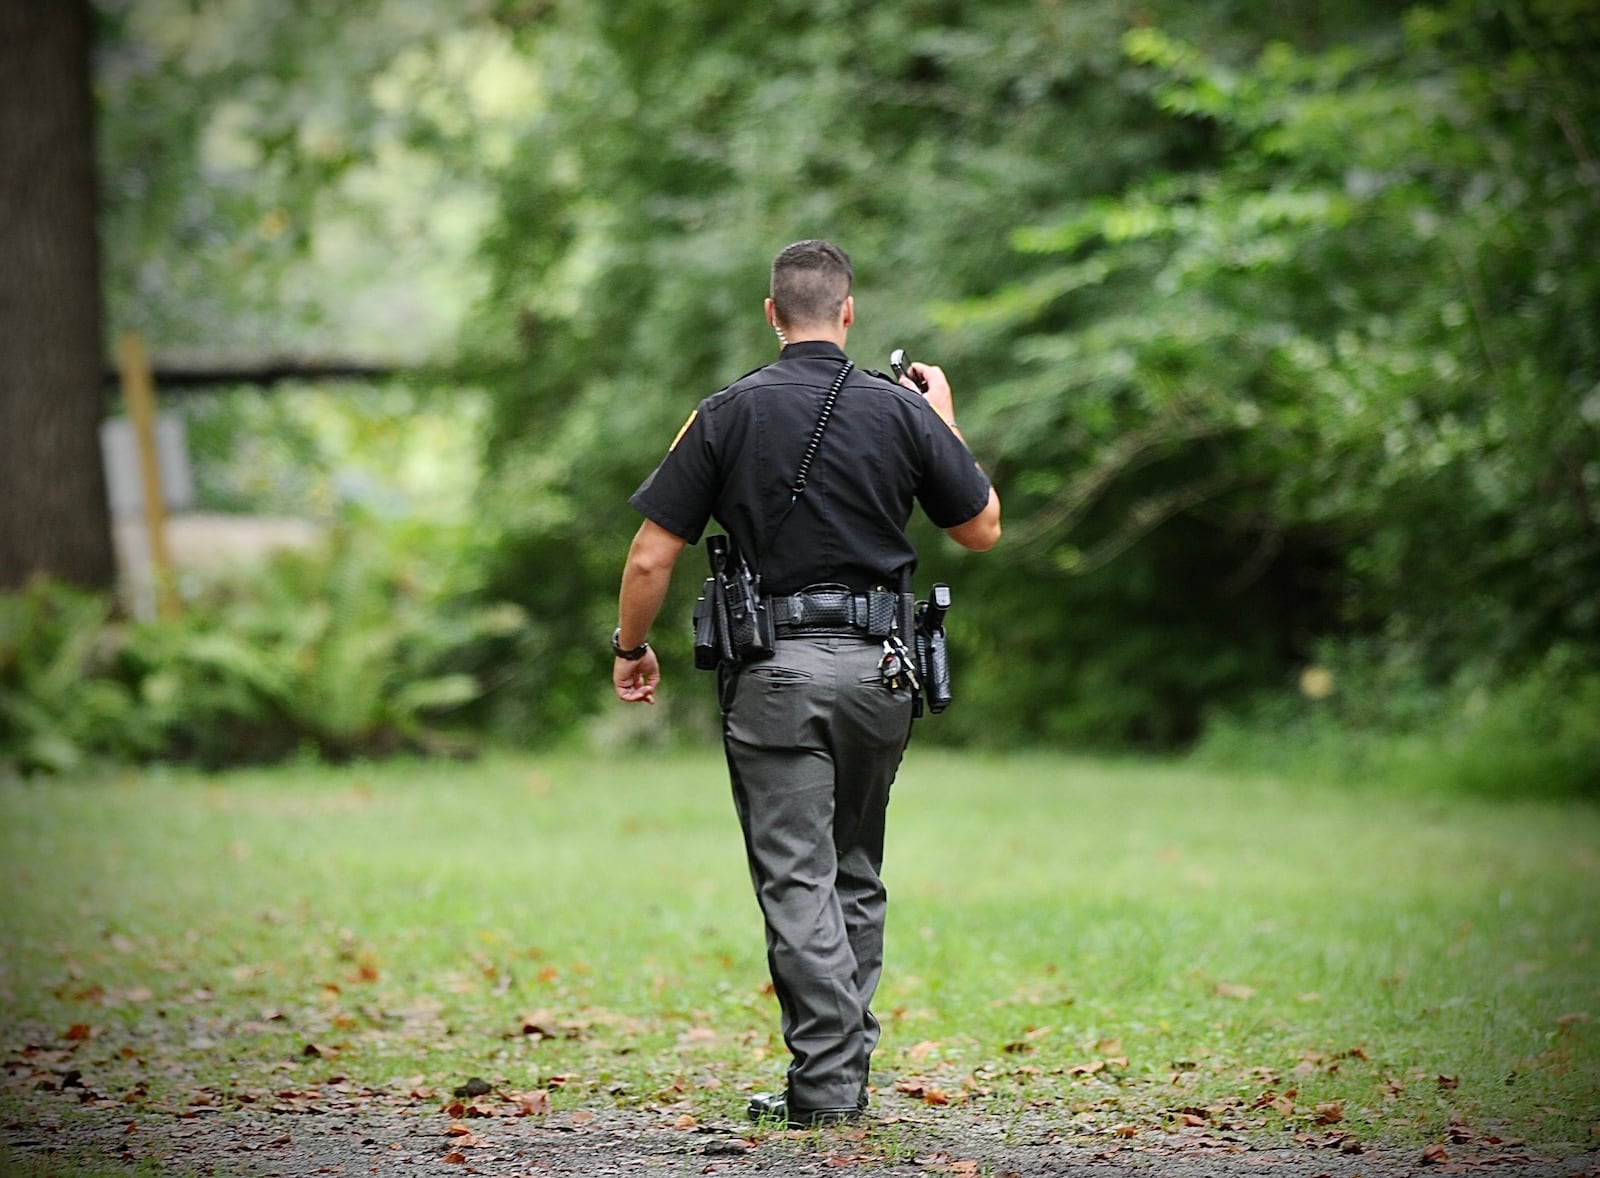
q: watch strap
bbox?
[611,628,650,660]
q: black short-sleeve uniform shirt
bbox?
[629,340,992,596]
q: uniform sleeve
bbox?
[914,403,993,529]
[628,402,719,543]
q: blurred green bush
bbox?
[0,525,526,776]
[1194,640,1600,800]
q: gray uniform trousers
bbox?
[720,633,916,1111]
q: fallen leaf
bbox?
[110,934,137,954]
[1179,1113,1207,1127]
[908,1040,940,1060]
[1314,1102,1344,1125]
[446,1122,472,1137]
[1437,1074,1460,1090]
[1421,1143,1449,1165]
[1112,1124,1138,1138]
[1215,982,1256,1000]
[571,1110,595,1126]
[674,1114,698,1130]
[63,1023,97,1041]
[443,1150,466,1164]
[515,1090,551,1116]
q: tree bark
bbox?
[0,0,115,591]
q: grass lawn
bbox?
[1,747,1597,1156]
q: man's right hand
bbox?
[902,362,957,430]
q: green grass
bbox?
[1,748,1597,1155]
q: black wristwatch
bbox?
[611,628,650,661]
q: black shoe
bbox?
[747,1091,863,1129]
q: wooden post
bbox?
[116,331,179,618]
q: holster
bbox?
[913,583,953,714]
[693,534,774,670]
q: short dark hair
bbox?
[770,239,853,329]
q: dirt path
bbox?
[6,1099,1596,1178]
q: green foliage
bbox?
[181,380,488,521]
[960,0,1600,690]
[1197,641,1600,799]
[95,0,1600,769]
[95,0,534,360]
[0,529,526,776]
[0,582,157,774]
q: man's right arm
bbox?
[903,362,1002,552]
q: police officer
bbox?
[610,239,1000,1127]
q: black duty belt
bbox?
[769,586,902,638]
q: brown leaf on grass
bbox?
[1557,1012,1591,1033]
[908,1040,940,1060]
[514,1090,551,1116]
[1421,1143,1449,1165]
[63,1023,97,1041]
[446,1122,472,1136]
[1314,1102,1344,1125]
[1178,1112,1207,1127]
[674,1114,698,1130]
[110,934,137,954]
[1112,1124,1138,1138]
[676,1025,720,1048]
[893,1076,950,1105]
[1437,1074,1460,1090]
[1215,982,1256,1000]
[1068,1060,1106,1077]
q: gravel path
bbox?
[6,1099,1597,1178]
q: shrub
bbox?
[0,526,526,775]
[1194,641,1600,801]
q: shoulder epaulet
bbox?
[862,367,904,388]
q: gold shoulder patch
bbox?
[669,409,698,451]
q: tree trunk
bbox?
[0,0,115,591]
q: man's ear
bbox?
[841,295,855,329]
[765,298,779,329]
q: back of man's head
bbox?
[770,240,853,330]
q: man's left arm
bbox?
[613,519,689,704]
